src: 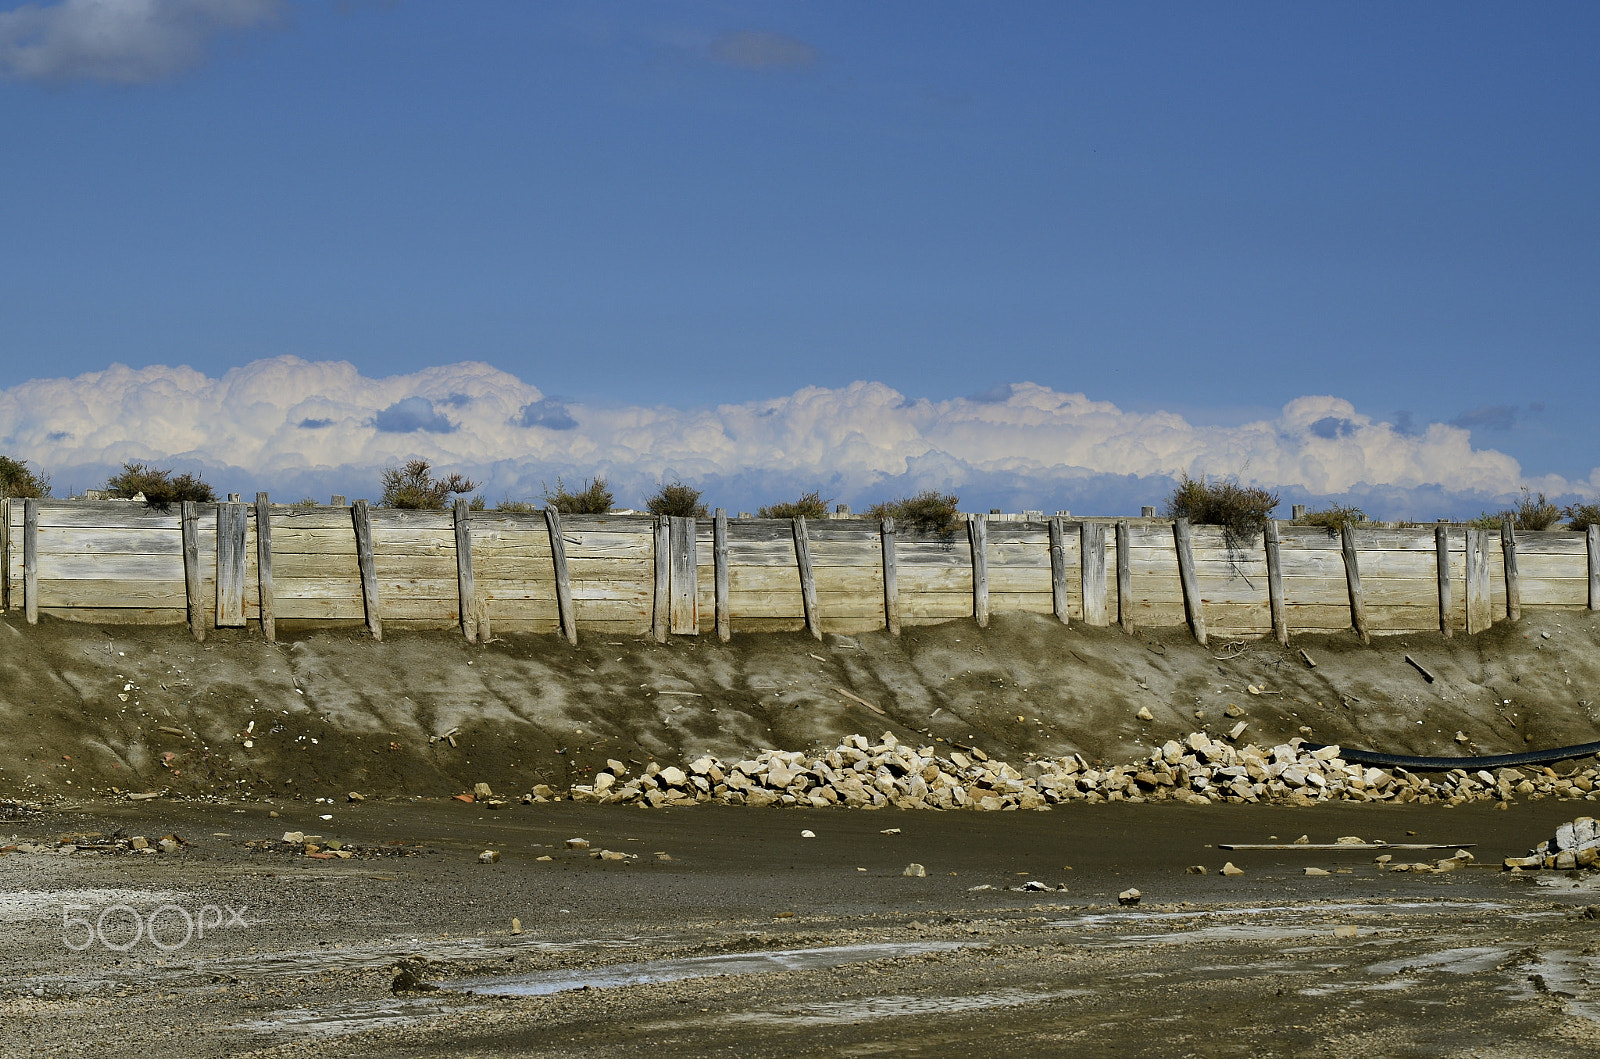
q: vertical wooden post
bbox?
[1263,519,1287,645]
[1115,520,1134,633]
[1465,528,1491,634]
[667,516,698,636]
[880,517,900,636]
[453,499,477,643]
[544,506,577,645]
[22,497,38,626]
[967,515,990,628]
[1,498,10,612]
[180,501,205,642]
[215,502,248,627]
[1047,517,1070,625]
[351,499,382,641]
[1173,518,1207,646]
[1080,521,1107,626]
[652,518,670,643]
[713,509,731,642]
[1590,525,1600,612]
[1434,525,1453,638]
[792,516,821,640]
[255,492,275,642]
[1340,523,1370,645]
[1500,516,1521,622]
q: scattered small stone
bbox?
[903,863,927,877]
[1136,707,1154,721]
[347,792,365,803]
[129,836,148,850]
[478,850,501,864]
[1374,854,1393,864]
[1117,888,1142,906]
[1336,836,1364,844]
[474,782,494,799]
[654,852,672,861]
[1220,862,1244,876]
[1224,703,1244,718]
[565,837,590,850]
[511,918,522,935]
[1186,865,1207,874]
[1303,867,1330,876]
[1334,925,1359,938]
[880,828,902,835]
[268,810,279,818]
[800,830,816,838]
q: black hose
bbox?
[1300,740,1600,772]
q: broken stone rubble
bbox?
[544,732,1600,812]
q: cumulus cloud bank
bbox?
[0,356,1589,516]
[0,0,279,84]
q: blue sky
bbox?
[0,1,1595,514]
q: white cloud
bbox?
[0,356,1590,516]
[0,0,280,84]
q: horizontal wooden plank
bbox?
[33,579,187,608]
[37,606,188,625]
[34,553,185,581]
[26,502,184,529]
[33,526,183,556]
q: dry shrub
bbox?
[495,499,537,513]
[647,480,708,518]
[380,458,478,509]
[1163,473,1279,540]
[543,477,613,514]
[865,490,962,534]
[0,456,50,499]
[106,461,215,507]
[1564,503,1600,532]
[1468,488,1563,531]
[1295,504,1366,532]
[758,490,830,520]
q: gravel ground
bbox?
[5,798,1600,1057]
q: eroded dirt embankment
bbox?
[1,610,1597,801]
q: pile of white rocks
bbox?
[536,731,1600,811]
[1504,817,1600,870]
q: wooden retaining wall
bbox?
[3,499,1597,643]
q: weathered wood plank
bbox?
[652,518,670,643]
[28,502,182,529]
[968,516,989,628]
[1591,526,1600,612]
[1465,528,1491,634]
[179,502,205,640]
[713,509,731,641]
[1432,524,1452,638]
[1263,520,1287,644]
[1080,521,1106,626]
[1115,520,1134,632]
[1341,523,1370,645]
[1172,518,1206,646]
[1500,517,1521,622]
[254,494,276,641]
[668,516,697,636]
[793,516,821,640]
[879,517,900,636]
[452,500,477,643]
[23,498,39,625]
[351,500,383,641]
[214,502,247,627]
[544,506,578,645]
[1048,517,1070,625]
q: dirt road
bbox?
[4,797,1600,1057]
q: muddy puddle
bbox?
[449,940,974,997]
